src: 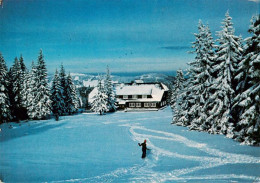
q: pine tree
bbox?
[173,21,215,130]
[207,11,242,135]
[104,66,116,112]
[171,69,185,108]
[91,76,108,115]
[50,69,63,116]
[21,66,30,113]
[0,53,11,123]
[34,50,51,119]
[171,69,185,125]
[19,55,30,119]
[26,61,38,119]
[230,35,245,127]
[19,55,26,72]
[173,77,193,126]
[184,21,216,131]
[197,24,216,131]
[234,15,260,145]
[59,64,67,115]
[174,21,206,128]
[66,73,79,114]
[8,57,24,120]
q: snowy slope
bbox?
[0,107,259,182]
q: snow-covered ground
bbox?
[0,107,260,183]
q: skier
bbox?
[138,139,150,158]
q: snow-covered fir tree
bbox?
[59,64,68,115]
[20,55,31,118]
[50,69,63,116]
[207,11,242,135]
[233,15,260,145]
[19,55,27,73]
[182,21,205,128]
[66,73,79,114]
[51,65,79,116]
[198,24,216,131]
[171,22,206,127]
[8,57,25,120]
[171,69,185,125]
[170,12,260,146]
[0,53,11,123]
[33,50,51,119]
[1,51,81,121]
[172,21,215,130]
[230,35,245,126]
[18,55,28,119]
[184,21,216,131]
[171,69,185,108]
[91,76,108,115]
[21,66,30,113]
[104,66,116,112]
[24,61,38,119]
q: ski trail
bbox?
[125,124,260,164]
[49,162,153,183]
[49,120,260,183]
[102,115,171,125]
[120,123,260,182]
[148,173,259,182]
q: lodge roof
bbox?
[88,82,168,104]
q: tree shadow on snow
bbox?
[0,122,66,142]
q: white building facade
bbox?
[89,82,169,111]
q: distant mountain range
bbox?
[49,72,176,88]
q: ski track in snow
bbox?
[102,115,172,125]
[50,120,260,183]
[123,124,259,182]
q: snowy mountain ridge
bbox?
[48,72,175,88]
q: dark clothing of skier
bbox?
[138,140,150,158]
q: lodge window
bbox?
[129,103,135,107]
[132,95,138,99]
[142,95,147,99]
[144,103,150,107]
[136,103,141,107]
[151,103,156,107]
[123,95,128,99]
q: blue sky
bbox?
[0,0,259,74]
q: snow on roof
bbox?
[134,80,144,83]
[118,100,126,104]
[116,84,153,95]
[151,87,164,101]
[116,83,167,102]
[89,83,167,104]
[88,87,98,103]
[161,83,169,91]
